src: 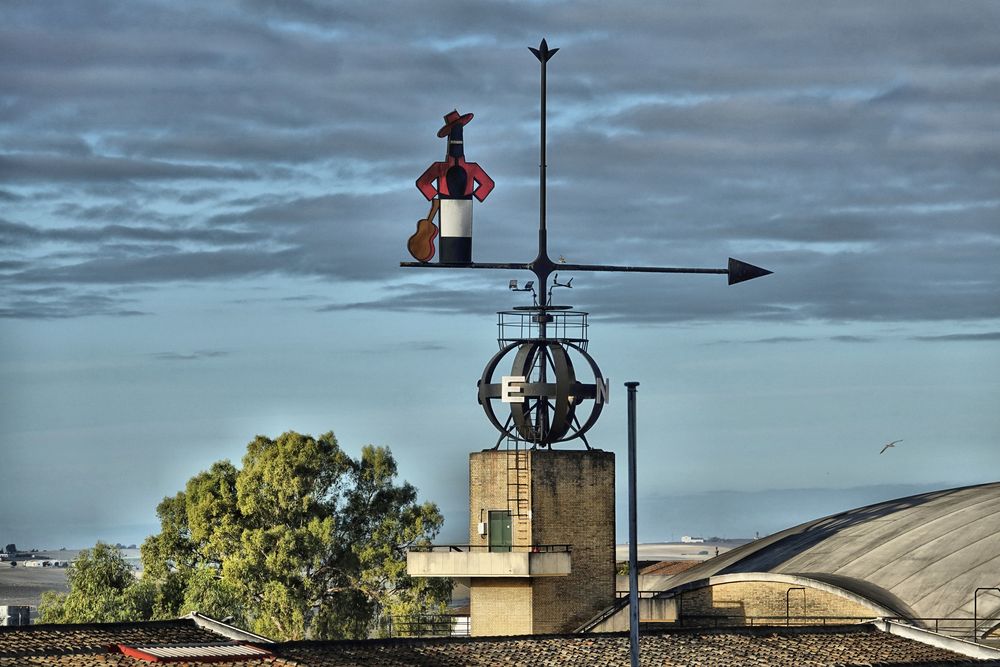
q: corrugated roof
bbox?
[118,642,272,662]
[658,482,1000,625]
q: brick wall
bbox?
[530,450,616,634]
[469,579,533,636]
[468,451,532,548]
[468,451,532,637]
[679,580,878,624]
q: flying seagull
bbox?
[880,439,903,455]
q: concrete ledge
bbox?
[587,598,679,633]
[877,618,1000,660]
[407,551,571,578]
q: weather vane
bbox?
[402,39,771,450]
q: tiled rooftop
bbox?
[2,620,998,666]
[0,655,289,666]
[274,625,997,666]
[0,619,223,658]
[639,560,703,576]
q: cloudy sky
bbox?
[2,1,998,548]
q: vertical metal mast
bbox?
[529,39,558,444]
[530,39,558,312]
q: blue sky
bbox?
[2,1,998,548]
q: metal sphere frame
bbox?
[478,338,606,449]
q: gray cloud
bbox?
[1,0,997,326]
[0,288,148,319]
[151,350,230,361]
[829,335,876,344]
[1,217,266,247]
[745,337,811,345]
[316,282,499,317]
[710,334,877,345]
[0,153,257,183]
[912,332,1000,342]
[5,248,300,285]
[352,341,449,354]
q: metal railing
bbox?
[383,614,470,638]
[884,616,1000,643]
[576,597,630,633]
[615,590,670,599]
[666,614,1000,641]
[676,615,877,628]
[407,544,571,553]
[497,309,589,350]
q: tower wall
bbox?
[468,449,615,635]
[529,449,616,633]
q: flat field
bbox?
[0,565,68,609]
[0,549,87,616]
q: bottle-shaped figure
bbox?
[413,110,494,264]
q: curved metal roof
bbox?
[660,482,1000,628]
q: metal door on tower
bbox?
[488,510,512,552]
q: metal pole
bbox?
[529,39,558,308]
[626,381,640,667]
[539,41,547,240]
[785,587,805,626]
[529,40,558,447]
[535,46,549,450]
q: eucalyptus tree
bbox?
[44,431,449,640]
[39,542,154,623]
[142,431,450,639]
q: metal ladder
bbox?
[505,437,531,546]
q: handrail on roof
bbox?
[183,611,274,644]
[574,597,629,633]
[407,544,571,553]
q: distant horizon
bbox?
[7,479,986,552]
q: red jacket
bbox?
[416,157,494,201]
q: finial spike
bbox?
[529,38,558,62]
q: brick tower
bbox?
[465,448,615,635]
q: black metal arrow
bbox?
[400,257,771,286]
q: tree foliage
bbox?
[141,431,449,639]
[42,432,449,640]
[38,542,154,623]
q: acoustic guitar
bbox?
[407,199,440,263]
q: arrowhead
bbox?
[727,258,772,285]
